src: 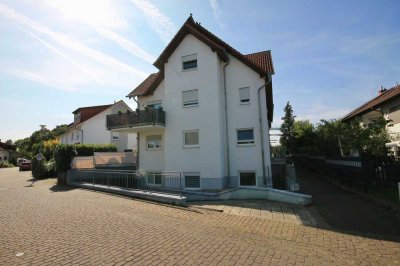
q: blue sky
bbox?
[0,0,399,141]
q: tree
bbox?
[292,120,316,154]
[280,102,295,154]
[14,124,69,159]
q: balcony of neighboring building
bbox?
[106,108,165,132]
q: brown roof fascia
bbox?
[153,16,270,78]
[342,85,400,121]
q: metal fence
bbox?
[296,155,400,192]
[68,169,183,197]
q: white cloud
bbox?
[0,3,148,79]
[45,0,156,63]
[209,0,224,29]
[28,32,105,85]
[129,0,176,43]
[0,66,78,92]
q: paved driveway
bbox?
[1,168,399,265]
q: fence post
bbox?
[179,172,182,198]
[108,174,110,188]
[93,174,94,187]
[361,158,368,193]
[126,173,128,189]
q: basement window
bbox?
[240,172,256,186]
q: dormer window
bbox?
[74,112,81,124]
[182,54,197,70]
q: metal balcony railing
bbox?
[106,108,165,130]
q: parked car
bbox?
[19,161,32,171]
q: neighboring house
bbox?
[342,84,400,155]
[60,101,136,152]
[106,16,275,190]
[0,140,18,162]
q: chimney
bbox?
[378,85,387,95]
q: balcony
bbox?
[106,108,165,130]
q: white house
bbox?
[60,100,136,152]
[343,84,400,156]
[106,16,275,190]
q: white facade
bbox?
[131,34,273,189]
[60,101,136,152]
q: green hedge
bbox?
[54,144,117,172]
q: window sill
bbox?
[146,148,163,151]
[181,68,198,72]
[240,102,251,105]
[183,145,200,149]
[183,104,199,108]
[236,143,255,147]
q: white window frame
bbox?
[239,171,257,187]
[182,89,199,107]
[183,130,199,148]
[184,172,201,190]
[182,53,198,71]
[146,135,162,150]
[239,87,250,104]
[236,128,255,145]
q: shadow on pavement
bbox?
[49,184,76,192]
[296,166,400,242]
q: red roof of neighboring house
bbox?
[342,84,400,121]
[72,104,113,125]
[127,16,274,98]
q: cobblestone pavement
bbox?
[1,168,400,265]
[189,200,329,228]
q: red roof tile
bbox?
[342,84,400,121]
[126,72,163,98]
[72,104,112,126]
[244,51,275,75]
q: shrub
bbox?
[31,156,46,179]
[0,161,14,168]
[54,144,117,172]
[32,157,57,179]
[43,139,59,160]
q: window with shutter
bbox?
[182,89,198,107]
[237,129,254,145]
[182,54,197,70]
[239,87,250,103]
[183,130,199,147]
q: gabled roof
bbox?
[72,104,113,125]
[66,101,132,129]
[127,72,163,98]
[342,84,400,121]
[154,16,274,76]
[127,16,274,98]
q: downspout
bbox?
[133,96,140,169]
[222,49,231,187]
[78,129,84,144]
[257,76,272,187]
